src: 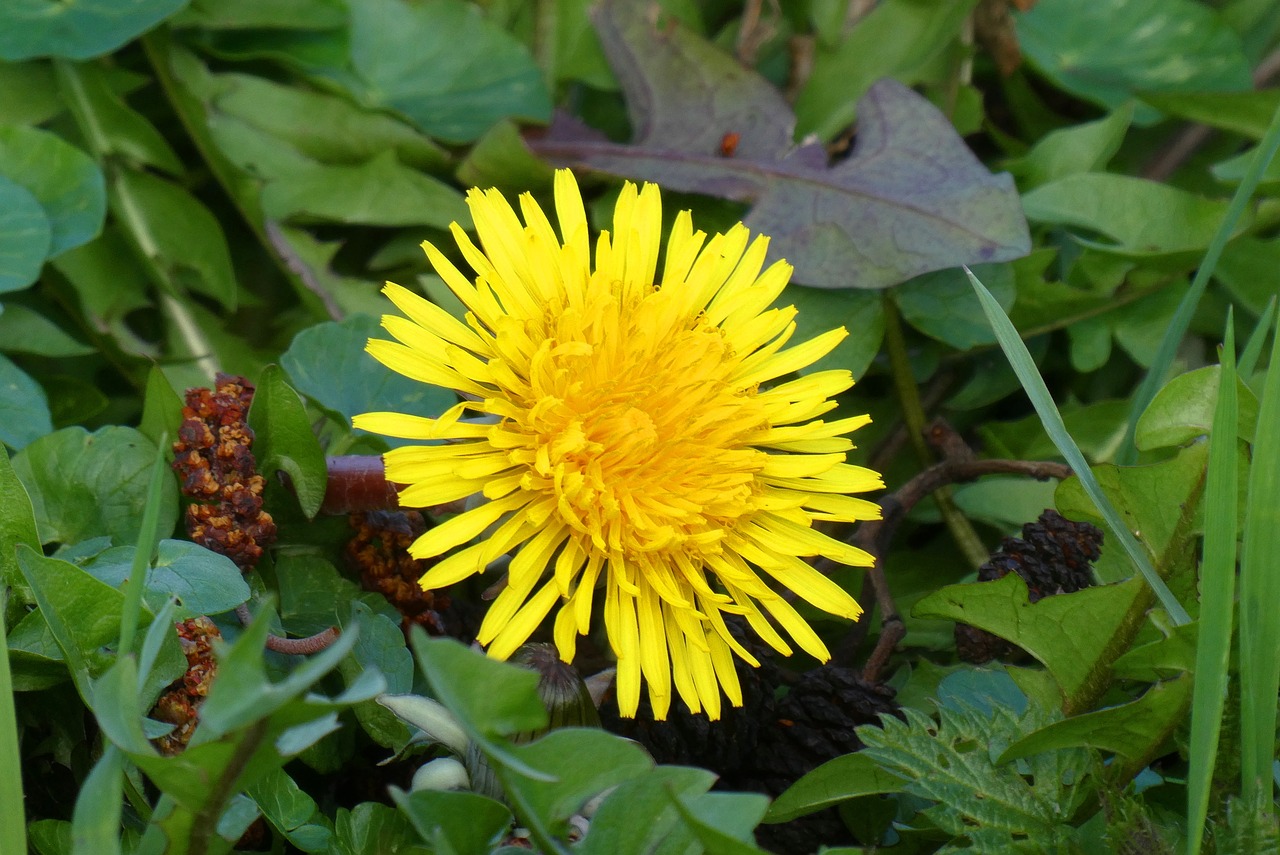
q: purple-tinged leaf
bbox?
[527,2,1029,290]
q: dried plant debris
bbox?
[172,373,277,571]
[151,617,222,755]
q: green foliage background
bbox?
[3,0,1280,853]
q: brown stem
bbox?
[234,603,342,655]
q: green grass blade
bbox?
[1238,297,1276,380]
[118,434,169,657]
[1239,323,1280,803]
[1186,314,1239,855]
[1118,100,1280,465]
[966,267,1190,625]
[72,744,124,855]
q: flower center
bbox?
[509,285,769,556]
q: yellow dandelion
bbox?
[354,169,883,721]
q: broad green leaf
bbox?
[173,0,345,30]
[0,0,189,60]
[766,753,906,822]
[71,745,124,855]
[331,802,428,855]
[281,315,458,429]
[275,554,399,637]
[914,574,1146,708]
[1135,365,1259,450]
[111,168,237,309]
[0,61,62,126]
[54,61,183,175]
[456,119,557,192]
[1022,174,1248,256]
[1008,106,1132,189]
[261,152,468,228]
[410,634,547,740]
[0,177,50,293]
[248,365,327,518]
[246,769,331,853]
[668,791,772,855]
[533,8,1030,290]
[78,540,250,618]
[1000,675,1192,763]
[138,366,184,448]
[341,603,414,750]
[390,788,511,855]
[794,0,980,140]
[501,729,653,827]
[578,766,718,855]
[50,229,153,357]
[15,547,184,702]
[0,125,106,256]
[0,449,38,598]
[208,71,448,170]
[11,426,178,546]
[344,0,552,144]
[90,653,156,756]
[781,286,884,379]
[1141,89,1280,140]
[0,353,53,450]
[1016,0,1251,118]
[895,263,1015,350]
[1110,621,1198,680]
[0,304,93,357]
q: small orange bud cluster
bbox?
[346,510,449,636]
[172,373,276,571]
[152,616,221,755]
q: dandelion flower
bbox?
[354,170,883,720]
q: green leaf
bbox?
[766,753,906,822]
[1135,365,1259,451]
[668,791,772,855]
[331,802,429,855]
[281,315,458,430]
[54,60,184,175]
[0,304,94,356]
[1140,90,1280,140]
[0,449,38,597]
[914,574,1147,708]
[781,287,884,379]
[577,766,718,855]
[0,124,106,257]
[1007,106,1132,189]
[70,745,124,855]
[340,603,414,749]
[78,540,250,618]
[1022,174,1249,256]
[111,168,237,309]
[0,61,62,126]
[246,768,331,853]
[501,729,653,828]
[1110,621,1197,680]
[138,365,184,448]
[457,120,558,192]
[1000,675,1192,763]
[261,151,468,228]
[248,365,327,518]
[0,177,51,293]
[390,788,511,855]
[16,547,185,702]
[896,263,1015,349]
[343,0,552,144]
[0,353,53,450]
[410,634,547,740]
[173,0,345,29]
[208,71,448,170]
[11,426,178,546]
[0,0,189,60]
[1015,0,1251,119]
[794,0,980,140]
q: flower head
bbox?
[354,170,882,720]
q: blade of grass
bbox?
[0,451,40,855]
[1239,297,1276,380]
[1238,319,1280,804]
[118,433,169,657]
[1186,314,1240,855]
[966,267,1190,625]
[1118,102,1280,465]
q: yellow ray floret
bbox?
[356,169,881,721]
